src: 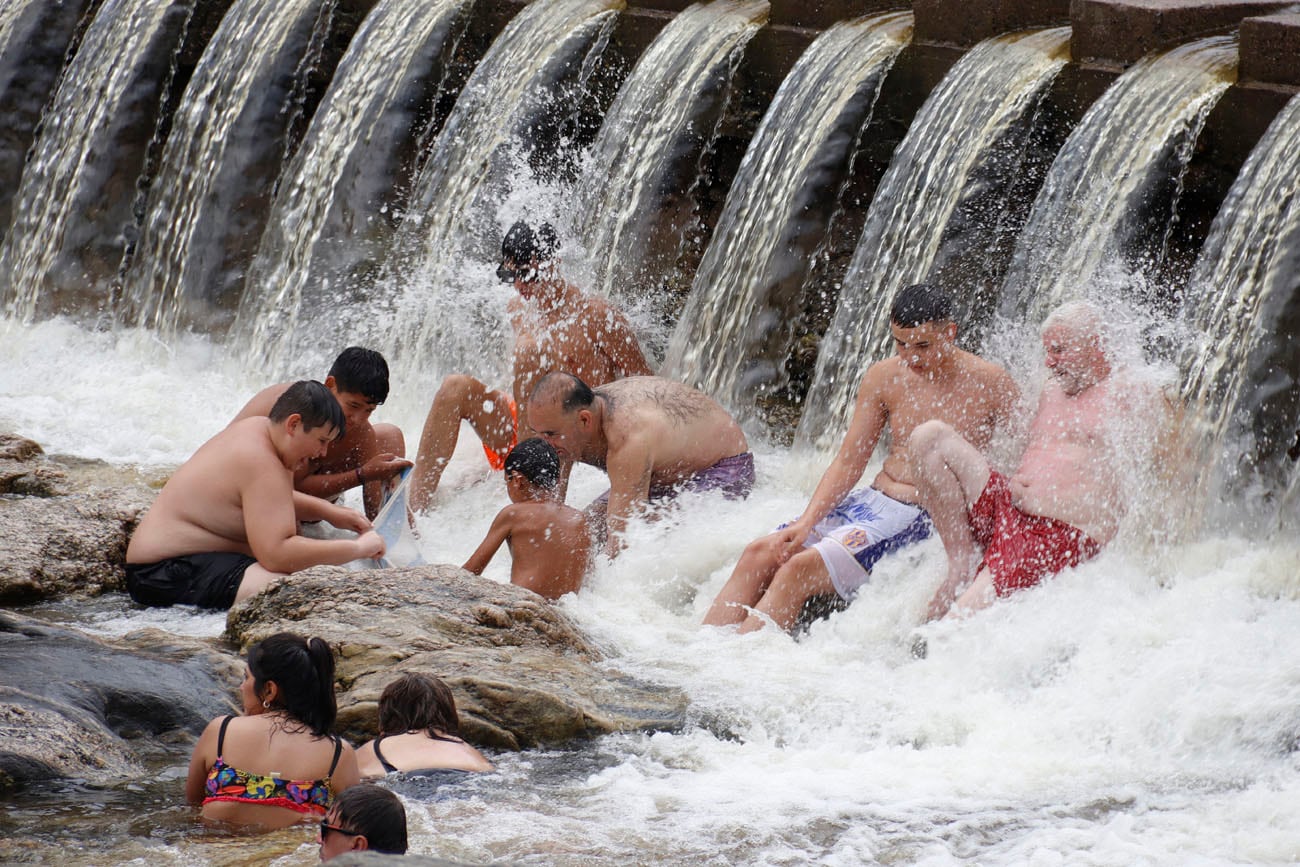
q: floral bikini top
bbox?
[203,715,342,815]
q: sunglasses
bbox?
[320,819,361,838]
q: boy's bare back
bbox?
[462,499,591,600]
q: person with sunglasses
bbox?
[319,784,408,861]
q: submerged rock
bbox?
[0,612,240,790]
[228,566,687,750]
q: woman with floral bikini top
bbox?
[185,632,361,830]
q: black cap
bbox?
[501,220,559,265]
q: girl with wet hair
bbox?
[185,632,361,830]
[356,672,493,777]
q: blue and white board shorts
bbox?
[784,487,931,602]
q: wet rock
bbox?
[0,487,154,604]
[0,612,240,789]
[228,566,687,750]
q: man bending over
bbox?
[909,301,1176,619]
[126,381,386,610]
[409,221,651,511]
[703,283,1019,634]
[527,373,754,557]
[235,347,409,519]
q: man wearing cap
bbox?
[409,220,652,511]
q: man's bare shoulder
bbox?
[503,501,585,532]
[232,381,292,422]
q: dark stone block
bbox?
[1240,13,1300,88]
[914,0,1071,48]
[770,0,909,30]
[1071,0,1295,68]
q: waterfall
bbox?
[1180,92,1300,497]
[380,0,623,392]
[660,12,912,412]
[233,0,475,377]
[794,27,1073,453]
[0,0,196,322]
[0,0,96,242]
[572,0,768,313]
[123,0,337,334]
[998,35,1237,326]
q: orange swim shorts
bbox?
[481,397,519,471]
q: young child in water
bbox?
[461,438,590,600]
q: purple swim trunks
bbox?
[589,452,756,517]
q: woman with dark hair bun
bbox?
[185,632,361,829]
[356,672,492,777]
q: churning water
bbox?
[2,314,1299,865]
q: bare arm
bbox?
[603,435,655,558]
[295,455,411,506]
[247,475,381,573]
[329,743,362,793]
[185,717,221,805]
[462,508,515,574]
[777,366,889,560]
[512,339,543,436]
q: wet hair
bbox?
[331,784,408,855]
[268,380,346,439]
[247,633,338,737]
[501,220,559,264]
[377,672,462,742]
[327,347,390,405]
[889,282,954,328]
[530,371,595,414]
[504,437,560,490]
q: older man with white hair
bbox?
[907,301,1175,620]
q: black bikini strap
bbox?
[215,715,235,757]
[326,735,343,777]
[372,735,399,774]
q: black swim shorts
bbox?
[125,552,257,610]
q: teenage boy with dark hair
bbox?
[127,381,385,610]
[461,437,591,600]
[235,347,410,519]
[703,282,1020,634]
[319,784,408,861]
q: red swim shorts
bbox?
[481,397,519,471]
[968,470,1102,596]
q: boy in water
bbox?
[461,438,591,600]
[235,347,411,519]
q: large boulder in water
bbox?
[0,433,159,604]
[227,566,687,750]
[0,612,242,790]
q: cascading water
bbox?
[793,27,1073,452]
[380,0,623,393]
[233,0,474,377]
[571,0,768,312]
[0,0,96,241]
[998,35,1238,326]
[0,0,196,322]
[660,12,912,412]
[122,0,337,334]
[1180,92,1300,508]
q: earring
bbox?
[262,699,271,709]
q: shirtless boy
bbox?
[909,300,1175,619]
[409,220,652,511]
[234,347,410,519]
[126,381,386,609]
[526,373,755,557]
[461,438,591,600]
[703,283,1019,634]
